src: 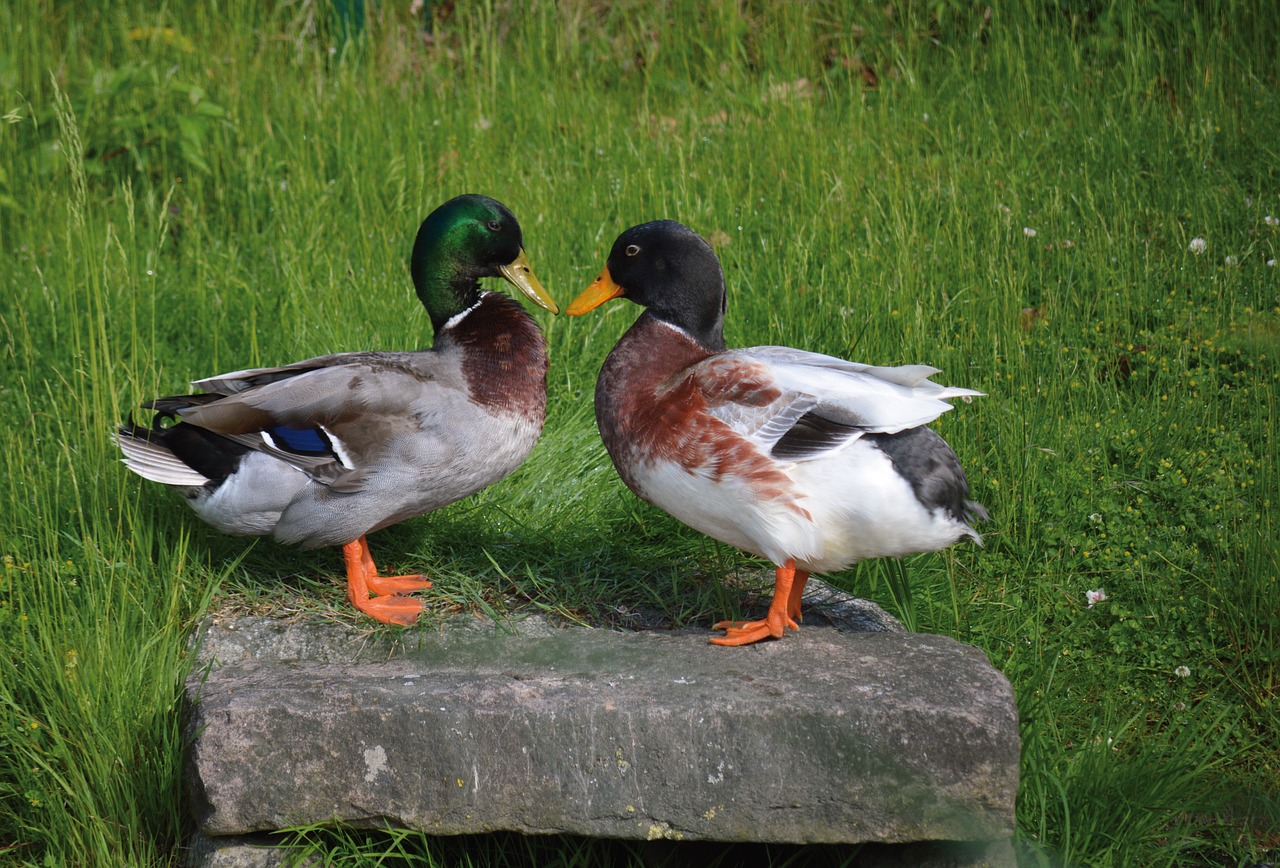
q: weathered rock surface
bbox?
[184,592,1019,851]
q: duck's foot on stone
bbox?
[710,614,796,646]
[709,559,810,646]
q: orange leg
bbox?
[711,559,810,647]
[341,535,431,625]
[787,568,809,623]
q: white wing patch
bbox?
[321,426,357,470]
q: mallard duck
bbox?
[117,194,559,625]
[567,220,986,646]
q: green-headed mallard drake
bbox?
[117,194,559,625]
[567,220,986,646]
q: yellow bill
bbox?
[499,249,559,314]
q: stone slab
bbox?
[184,609,1018,847]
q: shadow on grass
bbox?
[241,825,1020,868]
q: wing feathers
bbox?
[693,347,981,461]
[127,353,440,493]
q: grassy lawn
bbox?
[1,1,1277,864]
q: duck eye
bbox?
[625,244,641,257]
[486,220,502,232]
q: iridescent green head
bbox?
[410,194,558,331]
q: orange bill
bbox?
[566,266,625,316]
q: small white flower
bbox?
[1086,589,1107,608]
[1023,226,1037,238]
[1225,255,1239,266]
[1265,215,1278,227]
[1268,259,1277,267]
[1089,513,1102,523]
[1188,237,1207,254]
[1175,665,1191,678]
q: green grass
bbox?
[2,0,1278,864]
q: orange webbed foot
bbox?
[709,560,810,647]
[353,593,424,626]
[366,574,433,595]
[710,613,795,646]
[342,536,429,626]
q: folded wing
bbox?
[695,346,983,461]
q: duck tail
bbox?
[960,499,990,545]
[116,396,252,488]
[116,419,211,487]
